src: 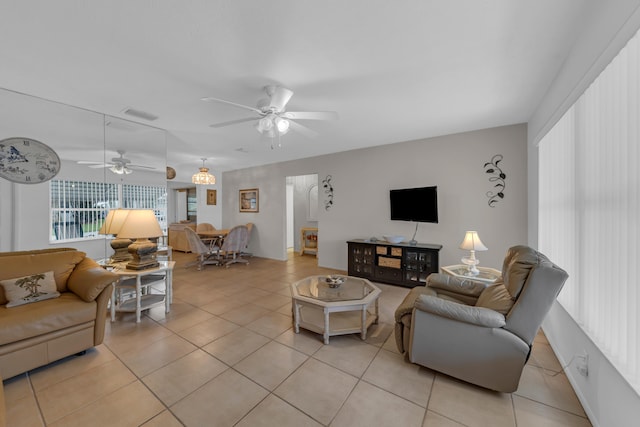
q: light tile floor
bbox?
[2,251,591,426]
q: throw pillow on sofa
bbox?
[0,271,60,307]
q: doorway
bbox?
[285,174,319,258]
[173,187,196,223]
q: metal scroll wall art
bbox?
[322,175,334,210]
[484,154,506,207]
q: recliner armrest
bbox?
[414,294,506,328]
[427,273,489,298]
[67,258,118,302]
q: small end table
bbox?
[108,260,175,322]
[300,227,318,257]
[441,264,501,284]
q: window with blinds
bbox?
[50,180,167,242]
[538,27,640,394]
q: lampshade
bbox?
[459,231,487,276]
[99,209,130,235]
[459,231,488,251]
[192,158,216,185]
[117,209,163,239]
[99,209,133,263]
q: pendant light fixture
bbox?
[192,158,216,185]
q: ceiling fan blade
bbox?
[288,120,318,139]
[284,111,339,121]
[201,97,263,114]
[269,86,294,111]
[77,160,104,165]
[209,117,257,128]
[88,164,112,169]
[129,164,156,170]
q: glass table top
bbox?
[294,275,374,302]
[441,265,501,282]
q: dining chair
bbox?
[218,225,250,268]
[184,227,220,270]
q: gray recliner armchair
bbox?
[394,245,568,392]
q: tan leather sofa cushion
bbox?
[475,282,514,314]
[0,250,85,305]
[67,258,118,302]
[0,293,96,346]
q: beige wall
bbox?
[222,123,527,271]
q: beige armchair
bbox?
[394,245,568,392]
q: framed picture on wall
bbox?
[207,189,217,205]
[239,188,259,212]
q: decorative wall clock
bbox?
[0,137,61,184]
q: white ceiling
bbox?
[0,0,588,181]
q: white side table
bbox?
[109,260,175,322]
[441,264,501,284]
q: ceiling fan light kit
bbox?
[110,164,132,175]
[256,114,290,137]
[192,158,216,185]
[275,116,290,133]
[257,116,274,132]
[203,85,337,142]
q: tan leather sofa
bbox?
[0,248,117,380]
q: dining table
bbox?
[197,229,229,248]
[197,229,229,239]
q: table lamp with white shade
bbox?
[116,209,164,270]
[459,231,488,276]
[98,209,132,263]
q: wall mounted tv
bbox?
[390,186,438,223]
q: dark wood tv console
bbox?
[347,239,442,288]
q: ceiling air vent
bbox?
[122,108,159,121]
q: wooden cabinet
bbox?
[347,239,442,288]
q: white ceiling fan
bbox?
[77,150,156,175]
[202,85,338,140]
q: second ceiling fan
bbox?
[77,150,155,175]
[202,85,338,140]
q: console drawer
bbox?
[378,256,401,269]
[375,266,403,284]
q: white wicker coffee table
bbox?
[291,275,381,344]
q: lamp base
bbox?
[461,256,480,276]
[125,238,159,270]
[110,238,133,263]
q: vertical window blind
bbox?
[538,28,640,393]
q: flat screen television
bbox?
[390,186,438,223]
